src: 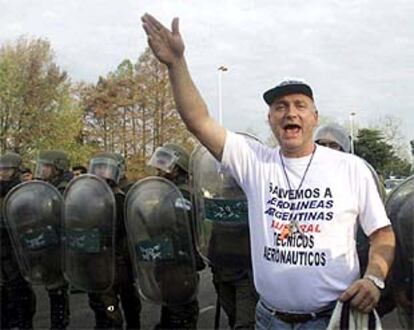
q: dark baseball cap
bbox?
[263,79,314,105]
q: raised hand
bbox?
[141,13,185,67]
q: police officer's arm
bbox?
[141,14,226,161]
[340,226,395,313]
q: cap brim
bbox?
[263,84,313,105]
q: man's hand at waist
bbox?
[339,277,381,313]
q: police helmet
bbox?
[0,152,22,181]
[89,152,123,184]
[314,124,351,153]
[35,150,69,180]
[149,143,189,174]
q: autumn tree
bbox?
[81,48,194,179]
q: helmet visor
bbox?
[88,158,120,183]
[148,147,178,173]
[34,161,56,181]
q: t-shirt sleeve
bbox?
[220,130,255,191]
[356,160,391,236]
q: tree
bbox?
[354,128,411,178]
[370,115,410,160]
[80,48,195,180]
[0,37,68,156]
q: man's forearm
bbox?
[365,226,395,279]
[167,58,226,160]
[168,58,210,136]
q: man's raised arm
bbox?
[141,14,226,161]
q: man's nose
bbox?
[285,104,299,117]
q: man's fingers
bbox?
[142,13,166,33]
[349,290,366,308]
[340,279,380,314]
[358,296,374,312]
[171,17,179,35]
[142,23,154,37]
[339,284,357,302]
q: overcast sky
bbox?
[1,0,413,144]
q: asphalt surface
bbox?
[33,269,404,330]
[33,270,228,329]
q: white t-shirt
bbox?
[221,130,391,313]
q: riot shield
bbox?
[364,161,386,201]
[63,174,116,292]
[356,160,387,273]
[189,133,261,269]
[385,176,413,326]
[125,177,197,305]
[3,180,63,286]
[386,176,413,263]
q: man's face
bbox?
[38,164,56,181]
[94,165,114,181]
[0,167,15,181]
[72,170,83,177]
[21,172,33,181]
[316,139,343,151]
[268,93,318,157]
[158,166,179,182]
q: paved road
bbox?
[33,269,404,329]
[34,270,228,329]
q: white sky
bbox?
[1,0,413,144]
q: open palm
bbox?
[141,14,184,66]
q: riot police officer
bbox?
[87,152,141,329]
[149,143,204,329]
[314,123,351,152]
[0,152,36,329]
[190,134,260,330]
[34,150,71,329]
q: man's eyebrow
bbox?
[273,100,288,105]
[294,99,308,104]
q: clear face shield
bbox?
[34,161,57,181]
[148,147,179,174]
[88,158,120,184]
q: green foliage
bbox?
[0,36,99,168]
[354,128,411,178]
[0,37,66,154]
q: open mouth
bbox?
[283,123,302,134]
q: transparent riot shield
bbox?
[3,180,63,286]
[386,175,413,264]
[125,176,198,305]
[356,160,387,270]
[63,174,116,292]
[385,176,413,327]
[190,132,262,268]
[364,161,386,201]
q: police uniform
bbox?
[87,153,141,329]
[35,150,71,329]
[1,153,36,329]
[149,143,203,329]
